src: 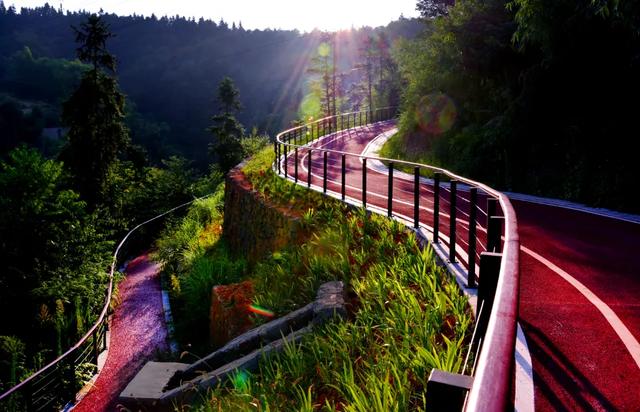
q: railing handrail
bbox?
[0,194,212,403]
[274,108,520,412]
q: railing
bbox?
[0,197,209,411]
[274,108,520,411]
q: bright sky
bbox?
[8,0,420,31]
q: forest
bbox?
[0,3,421,394]
[0,3,422,166]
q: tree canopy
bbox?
[394,0,640,212]
[59,14,129,207]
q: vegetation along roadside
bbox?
[155,146,472,411]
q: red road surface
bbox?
[73,254,168,412]
[282,122,640,410]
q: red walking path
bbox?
[73,254,168,412]
[282,121,640,410]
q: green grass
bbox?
[166,147,473,411]
[153,185,249,353]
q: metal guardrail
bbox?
[274,108,520,411]
[0,196,211,411]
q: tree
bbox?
[352,33,401,113]
[307,34,340,118]
[208,77,245,172]
[59,14,129,207]
[0,146,109,349]
[416,0,455,18]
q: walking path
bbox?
[73,253,168,412]
[282,122,640,410]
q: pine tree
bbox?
[208,77,245,172]
[307,34,339,118]
[60,14,129,207]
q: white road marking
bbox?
[521,245,640,370]
[515,322,535,412]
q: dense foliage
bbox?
[391,0,640,212]
[0,147,111,389]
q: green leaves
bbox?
[190,152,471,410]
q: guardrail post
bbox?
[487,197,497,227]
[476,252,502,340]
[284,144,288,178]
[487,216,504,253]
[414,167,420,229]
[340,114,343,131]
[449,180,457,262]
[426,369,473,412]
[103,319,108,350]
[307,149,312,188]
[66,349,76,400]
[323,151,328,194]
[275,141,280,174]
[25,378,33,412]
[388,162,394,217]
[433,172,440,243]
[341,154,346,201]
[294,148,299,183]
[359,111,363,126]
[468,187,478,288]
[93,329,100,365]
[362,158,367,207]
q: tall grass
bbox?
[175,147,472,411]
[153,185,248,352]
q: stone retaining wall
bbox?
[223,164,303,264]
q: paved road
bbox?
[73,254,168,412]
[281,121,640,410]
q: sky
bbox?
[7,0,421,31]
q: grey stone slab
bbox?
[119,361,189,404]
[173,302,314,385]
[313,281,346,323]
[160,326,312,406]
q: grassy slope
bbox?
[157,148,471,411]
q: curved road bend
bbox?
[73,253,168,412]
[282,121,640,411]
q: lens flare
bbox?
[231,370,250,392]
[300,92,321,119]
[248,304,275,318]
[415,93,457,135]
[317,42,331,57]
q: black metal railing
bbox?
[274,108,520,411]
[0,197,210,411]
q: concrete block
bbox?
[313,281,346,323]
[118,361,189,409]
